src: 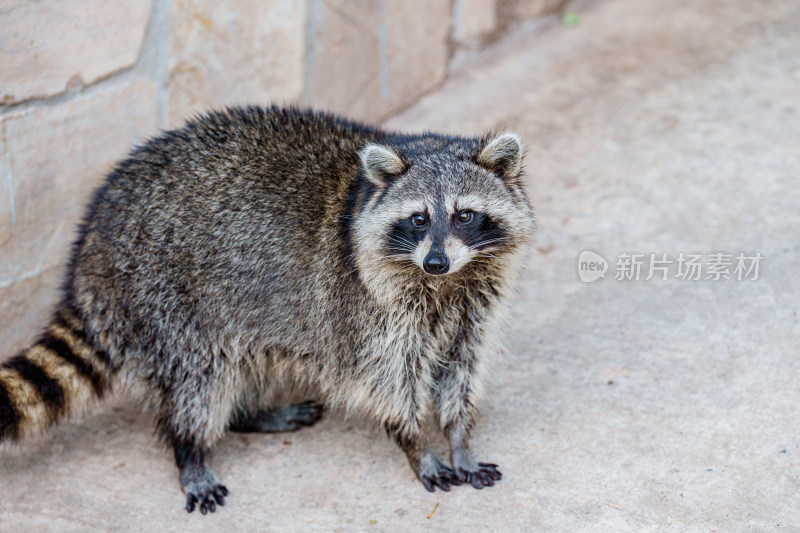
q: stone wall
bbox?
[0,0,566,353]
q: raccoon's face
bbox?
[352,132,533,290]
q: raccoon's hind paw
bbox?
[279,400,324,430]
[229,401,324,433]
[185,483,228,514]
[455,462,502,490]
[418,453,462,492]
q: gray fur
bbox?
[5,106,534,512]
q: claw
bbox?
[443,473,461,486]
[434,478,451,492]
[186,495,197,513]
[478,462,502,480]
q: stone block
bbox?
[0,0,153,104]
[167,0,306,127]
[454,0,498,42]
[306,0,451,122]
[0,267,61,357]
[499,0,568,23]
[0,82,158,289]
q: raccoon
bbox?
[0,106,534,514]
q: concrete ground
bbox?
[2,0,800,531]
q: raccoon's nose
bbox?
[423,253,450,275]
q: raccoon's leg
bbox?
[436,356,502,489]
[387,422,461,492]
[229,401,324,433]
[154,358,236,514]
[173,439,229,514]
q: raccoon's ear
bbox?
[359,143,406,186]
[477,132,524,179]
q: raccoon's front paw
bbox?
[185,482,228,514]
[417,452,462,492]
[451,448,502,489]
[454,462,502,489]
[180,463,228,514]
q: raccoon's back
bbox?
[68,107,378,345]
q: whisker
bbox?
[474,251,498,259]
[469,237,511,250]
[386,236,418,251]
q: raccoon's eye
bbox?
[457,210,475,225]
[411,213,428,227]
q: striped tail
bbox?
[0,305,113,443]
